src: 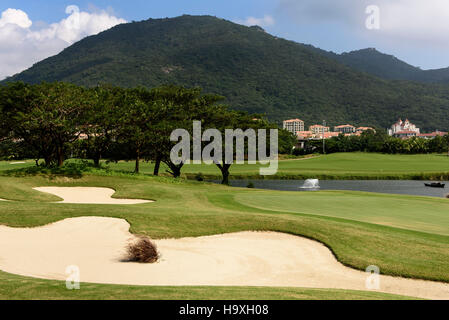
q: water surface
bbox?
[211,180,449,198]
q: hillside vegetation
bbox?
[318,48,449,84]
[4,15,449,130]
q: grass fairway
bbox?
[103,152,449,180]
[2,153,448,180]
[0,270,415,300]
[236,191,449,236]
[0,161,33,172]
[0,171,449,299]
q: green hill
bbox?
[321,48,449,84]
[3,15,449,131]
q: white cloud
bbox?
[277,0,449,48]
[235,15,275,27]
[380,0,449,46]
[0,6,126,80]
[0,8,32,28]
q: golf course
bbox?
[0,153,448,300]
[5,153,449,180]
[106,153,449,180]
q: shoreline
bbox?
[184,172,449,181]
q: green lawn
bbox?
[0,171,449,299]
[0,160,33,172]
[236,191,449,236]
[0,270,415,300]
[104,152,449,180]
[2,152,448,180]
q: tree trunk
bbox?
[135,150,140,174]
[93,153,101,167]
[153,155,162,176]
[165,161,183,178]
[216,163,232,185]
[44,155,51,167]
[58,154,64,167]
[57,146,64,167]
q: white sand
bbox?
[0,216,448,299]
[33,187,153,205]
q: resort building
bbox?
[356,127,375,133]
[393,130,418,139]
[315,132,339,139]
[417,131,448,139]
[334,124,356,134]
[296,131,313,140]
[283,119,305,134]
[388,119,420,137]
[309,124,330,135]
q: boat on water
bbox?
[424,182,446,188]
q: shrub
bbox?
[247,182,255,188]
[126,236,160,263]
[446,194,449,199]
[195,172,204,182]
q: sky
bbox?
[1,0,449,80]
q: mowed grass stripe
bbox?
[235,190,449,236]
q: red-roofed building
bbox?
[334,124,356,134]
[296,131,313,140]
[417,131,448,139]
[309,124,330,135]
[320,132,340,139]
[394,130,418,139]
[356,127,376,133]
[388,119,420,137]
[283,119,304,134]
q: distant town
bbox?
[283,118,448,143]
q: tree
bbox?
[202,107,270,185]
[115,88,156,173]
[3,82,91,167]
[278,129,297,155]
[146,86,224,178]
[83,85,125,167]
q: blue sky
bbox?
[1,0,449,79]
[0,0,276,25]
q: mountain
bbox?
[3,15,449,131]
[317,48,449,84]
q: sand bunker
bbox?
[33,187,153,205]
[0,217,448,299]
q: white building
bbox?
[388,119,420,137]
[283,119,305,134]
[309,124,330,135]
[334,124,356,134]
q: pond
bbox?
[210,179,449,198]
